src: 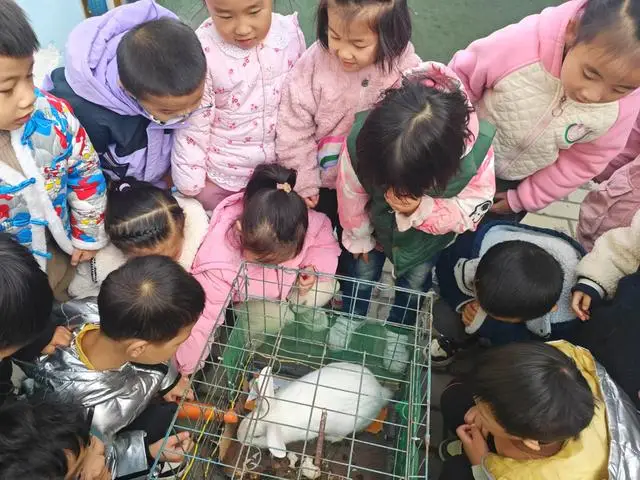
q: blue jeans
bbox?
[340,250,434,326]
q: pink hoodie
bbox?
[275,41,421,198]
[450,0,640,213]
[175,193,341,374]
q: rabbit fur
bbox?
[237,362,392,458]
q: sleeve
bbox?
[275,50,322,199]
[301,213,341,276]
[575,210,640,299]
[596,114,640,182]
[174,270,231,374]
[336,147,376,254]
[396,148,496,234]
[63,107,108,250]
[171,71,215,197]
[107,431,149,479]
[471,464,492,480]
[508,101,640,213]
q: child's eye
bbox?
[0,87,14,95]
[582,69,595,80]
[217,14,232,20]
[613,87,631,94]
[249,8,262,15]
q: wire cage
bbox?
[151,262,433,480]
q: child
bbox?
[0,0,107,295]
[171,0,306,210]
[69,178,209,298]
[572,209,640,320]
[0,399,109,480]
[432,222,583,364]
[330,62,495,370]
[0,233,70,406]
[276,0,421,224]
[175,164,341,374]
[437,341,640,480]
[21,256,204,478]
[47,0,207,186]
[450,0,640,217]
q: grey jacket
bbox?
[19,299,180,479]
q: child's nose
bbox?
[235,23,252,36]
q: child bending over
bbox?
[21,256,204,479]
[438,341,640,480]
[176,164,341,375]
[69,178,208,298]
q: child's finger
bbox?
[456,424,472,443]
[580,295,592,314]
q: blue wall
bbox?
[17,0,86,51]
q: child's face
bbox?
[206,0,273,50]
[135,83,205,125]
[561,25,640,104]
[327,1,380,72]
[132,324,194,365]
[0,55,36,131]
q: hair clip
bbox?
[118,182,131,192]
[276,182,292,193]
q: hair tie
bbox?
[276,182,292,193]
[118,182,131,192]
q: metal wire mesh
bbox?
[151,262,433,480]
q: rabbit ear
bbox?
[266,423,287,458]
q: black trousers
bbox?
[121,398,178,463]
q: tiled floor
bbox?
[521,185,591,238]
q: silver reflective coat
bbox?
[19,299,180,479]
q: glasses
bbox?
[144,103,214,126]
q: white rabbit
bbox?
[237,362,392,458]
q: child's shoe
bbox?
[427,336,460,369]
[438,438,463,462]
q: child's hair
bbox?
[475,241,564,321]
[98,255,205,342]
[117,17,206,100]
[106,178,185,255]
[470,342,595,443]
[576,0,640,54]
[356,76,473,197]
[0,0,39,57]
[0,233,53,351]
[240,164,308,262]
[0,399,91,479]
[317,0,412,71]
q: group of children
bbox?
[1,0,640,478]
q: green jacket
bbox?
[348,111,495,276]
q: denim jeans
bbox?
[340,249,434,326]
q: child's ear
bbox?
[125,339,149,359]
[564,19,578,48]
[522,438,541,451]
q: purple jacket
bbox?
[45,0,181,185]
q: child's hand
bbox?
[461,301,480,327]
[149,432,193,462]
[71,248,98,266]
[384,190,421,215]
[163,375,195,404]
[571,291,592,321]
[304,195,319,209]
[490,192,514,215]
[41,326,73,355]
[464,405,489,438]
[297,266,317,296]
[79,436,110,480]
[457,424,489,466]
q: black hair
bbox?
[576,0,640,52]
[356,76,473,197]
[239,164,308,263]
[117,17,206,99]
[106,178,185,255]
[317,0,412,71]
[98,255,205,343]
[470,342,596,443]
[0,0,39,57]
[0,233,53,350]
[475,241,564,321]
[0,398,91,479]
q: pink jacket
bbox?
[450,0,640,213]
[337,62,496,254]
[171,14,305,196]
[596,115,640,182]
[275,41,421,198]
[175,193,341,374]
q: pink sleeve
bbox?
[508,102,640,213]
[175,269,230,374]
[336,147,376,254]
[398,148,496,234]
[275,50,321,199]
[596,114,640,182]
[302,213,341,276]
[171,71,215,197]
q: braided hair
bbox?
[106,178,185,257]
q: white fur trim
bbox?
[11,129,74,256]
[175,195,209,270]
[464,307,488,335]
[454,258,478,298]
[576,278,606,300]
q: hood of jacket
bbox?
[63,0,177,116]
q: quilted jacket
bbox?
[450,0,640,213]
[0,89,107,270]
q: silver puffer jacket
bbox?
[19,299,180,479]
